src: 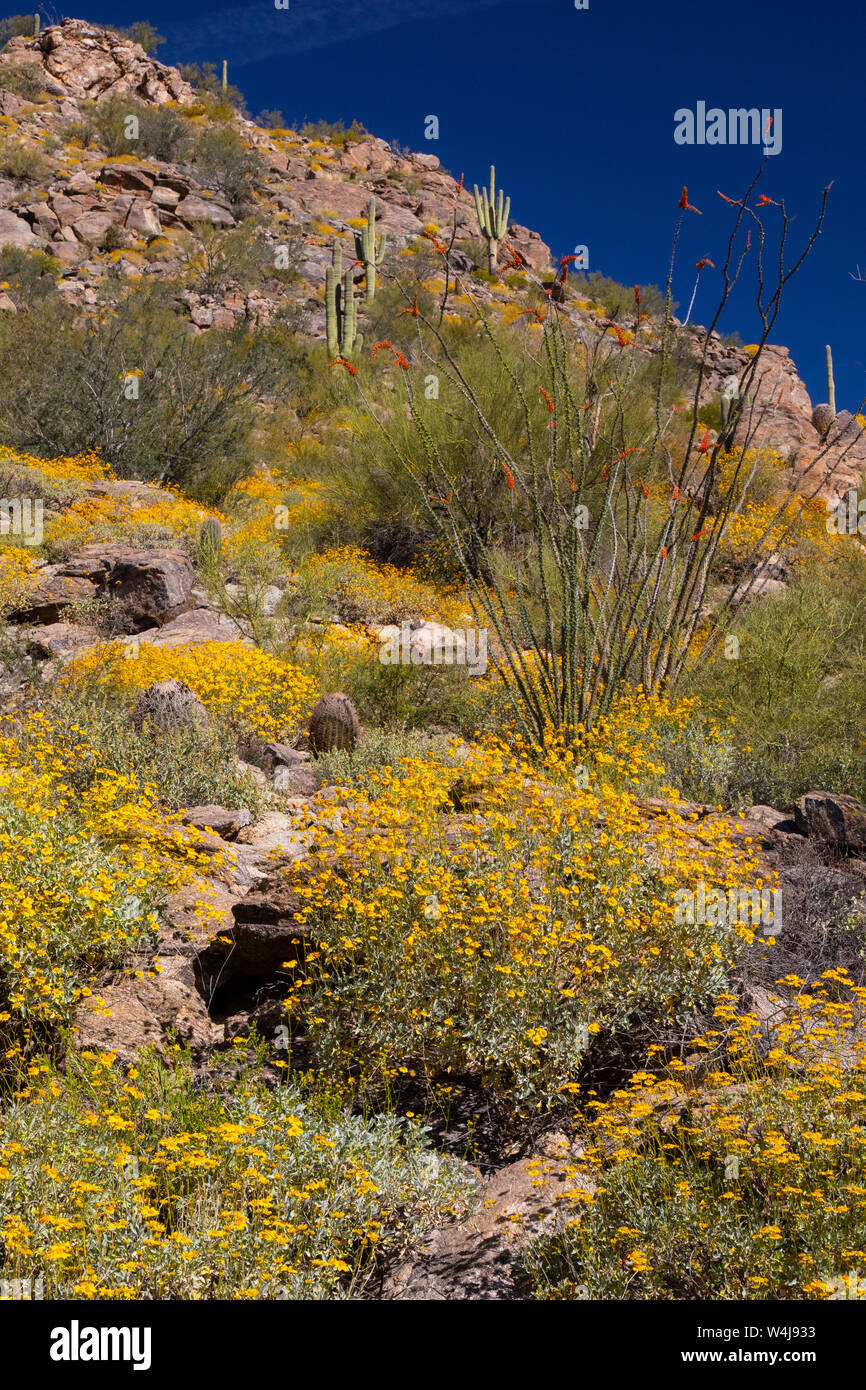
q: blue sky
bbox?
[32,0,866,407]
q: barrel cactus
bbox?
[308,692,361,755]
[812,346,837,436]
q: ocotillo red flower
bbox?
[615,447,642,462]
[501,461,516,489]
[429,489,453,504]
[696,258,715,270]
[692,529,705,541]
[397,293,420,318]
[563,471,577,492]
[678,187,701,213]
[661,545,668,558]
[328,358,357,375]
[717,190,738,205]
[370,341,393,360]
[756,194,774,206]
[634,285,642,306]
[538,386,555,412]
[672,485,680,500]
[698,428,711,452]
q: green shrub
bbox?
[0,284,289,499]
[298,118,367,146]
[192,126,267,212]
[0,245,60,307]
[0,1046,473,1299]
[0,136,47,180]
[0,59,44,99]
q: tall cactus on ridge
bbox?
[473,165,510,274]
[325,239,362,359]
[354,197,387,302]
[825,344,836,414]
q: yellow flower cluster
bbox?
[306,545,469,626]
[282,733,764,1103]
[0,714,213,1028]
[528,974,866,1299]
[62,641,317,741]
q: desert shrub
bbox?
[0,14,36,47]
[179,221,269,295]
[0,710,214,1036]
[60,639,318,743]
[192,125,267,211]
[0,136,47,180]
[0,285,289,499]
[0,1045,473,1299]
[573,269,670,319]
[257,108,285,130]
[681,549,866,808]
[299,118,367,146]
[37,680,266,814]
[522,978,866,1300]
[283,728,764,1108]
[136,103,194,161]
[0,245,60,307]
[0,59,44,99]
[179,61,248,117]
[101,19,165,53]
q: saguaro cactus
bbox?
[221,60,228,95]
[812,345,837,435]
[325,240,362,358]
[354,196,387,302]
[720,374,741,440]
[825,344,836,414]
[473,165,510,274]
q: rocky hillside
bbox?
[0,18,863,498]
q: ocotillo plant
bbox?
[325,240,362,358]
[473,165,510,274]
[825,344,836,414]
[354,197,387,302]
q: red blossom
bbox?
[634,285,642,306]
[397,293,420,318]
[756,194,774,206]
[370,340,393,359]
[328,358,357,375]
[678,186,702,214]
[538,386,555,412]
[501,461,516,489]
[698,428,711,453]
[695,258,715,270]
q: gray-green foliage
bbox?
[0,284,288,500]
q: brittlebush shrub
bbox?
[282,716,767,1107]
[522,975,866,1300]
[0,1045,473,1299]
[0,712,214,1037]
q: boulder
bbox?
[182,805,252,840]
[794,791,866,853]
[59,543,194,630]
[73,956,219,1064]
[175,193,235,228]
[0,208,39,251]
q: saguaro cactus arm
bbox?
[354,197,387,302]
